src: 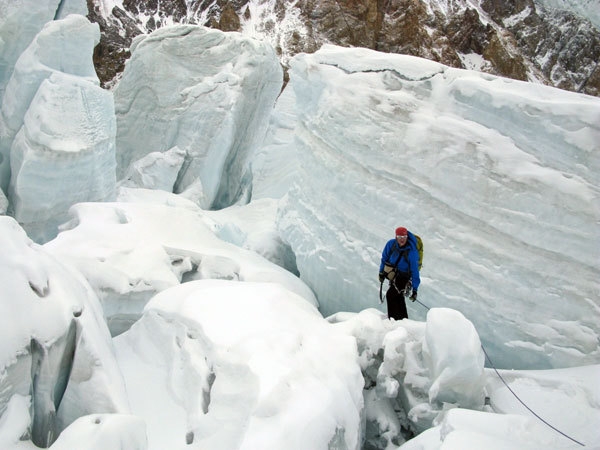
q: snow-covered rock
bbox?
[89,0,600,97]
[113,25,283,209]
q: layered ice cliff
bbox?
[254,45,600,370]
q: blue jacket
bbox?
[379,231,421,290]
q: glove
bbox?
[410,290,418,302]
[378,272,385,283]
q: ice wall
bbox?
[256,45,600,370]
[114,25,283,209]
[54,0,88,18]
[0,15,116,243]
[0,0,60,102]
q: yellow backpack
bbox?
[414,234,423,270]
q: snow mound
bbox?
[114,280,364,450]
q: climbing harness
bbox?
[379,275,412,303]
[379,242,413,303]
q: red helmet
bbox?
[395,227,408,237]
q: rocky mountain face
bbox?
[86,0,599,97]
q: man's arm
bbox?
[379,239,392,273]
[409,248,420,290]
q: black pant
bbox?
[386,273,410,320]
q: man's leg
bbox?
[385,274,409,320]
[386,284,408,320]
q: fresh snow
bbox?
[457,52,490,72]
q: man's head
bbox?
[395,226,408,244]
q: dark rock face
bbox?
[510,7,600,94]
[87,0,142,89]
[218,4,242,31]
[303,0,384,49]
[86,0,599,97]
[121,0,188,29]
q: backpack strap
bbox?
[390,242,411,274]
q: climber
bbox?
[378,226,421,320]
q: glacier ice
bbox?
[0,216,129,447]
[329,308,481,446]
[0,0,59,102]
[113,25,283,209]
[0,14,115,242]
[44,190,317,336]
[54,0,88,19]
[535,0,600,29]
[0,10,598,449]
[9,72,116,242]
[260,44,600,369]
[0,14,101,190]
[423,308,485,409]
[0,186,6,213]
[119,146,186,192]
[113,280,364,450]
[49,414,147,450]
